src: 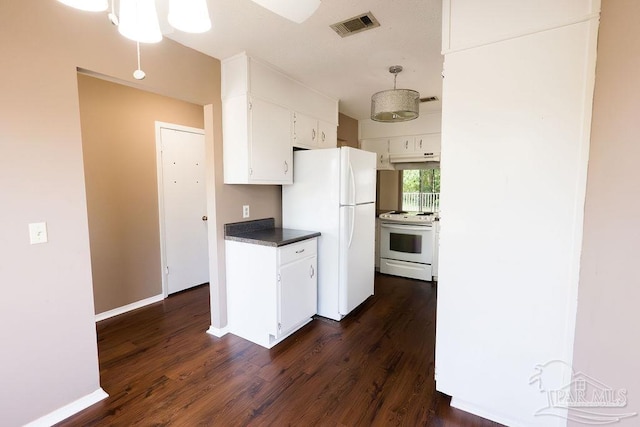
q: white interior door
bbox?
[158,125,209,295]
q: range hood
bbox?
[389,152,441,163]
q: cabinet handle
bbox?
[419,139,423,149]
[321,131,325,142]
[202,215,208,221]
[405,140,408,149]
[310,265,315,278]
[312,128,316,140]
[284,161,289,173]
[295,248,305,254]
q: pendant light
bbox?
[107,0,119,25]
[371,66,420,122]
[118,0,163,44]
[56,0,213,78]
[57,0,107,12]
[249,0,321,24]
[168,0,212,33]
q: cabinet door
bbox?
[292,111,318,148]
[414,133,441,153]
[249,98,293,184]
[317,120,337,148]
[389,136,414,153]
[361,138,392,170]
[278,255,317,335]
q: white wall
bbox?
[435,1,600,426]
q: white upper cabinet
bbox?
[362,134,441,170]
[222,94,292,185]
[389,136,414,153]
[293,112,338,149]
[414,134,441,153]
[360,138,393,170]
[249,98,293,183]
[222,53,338,184]
[292,111,317,148]
[318,119,337,149]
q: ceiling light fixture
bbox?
[56,0,212,79]
[371,65,420,122]
[57,0,107,12]
[118,0,162,43]
[249,0,321,24]
[107,0,119,25]
[168,0,212,33]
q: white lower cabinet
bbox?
[226,238,317,348]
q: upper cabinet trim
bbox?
[442,0,601,54]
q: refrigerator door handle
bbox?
[349,162,356,205]
[348,206,355,248]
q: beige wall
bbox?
[0,0,279,424]
[571,0,640,424]
[78,74,204,314]
[337,113,359,148]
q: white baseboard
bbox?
[207,325,229,337]
[451,396,521,427]
[95,294,164,322]
[25,388,108,427]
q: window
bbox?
[401,168,440,212]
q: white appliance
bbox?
[388,152,441,164]
[379,211,435,281]
[282,147,376,321]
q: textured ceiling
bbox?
[165,0,443,120]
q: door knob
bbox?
[202,216,208,221]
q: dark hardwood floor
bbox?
[58,273,501,426]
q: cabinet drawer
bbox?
[279,238,317,265]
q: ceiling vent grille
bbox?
[330,12,380,38]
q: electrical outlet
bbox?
[29,222,48,244]
[242,205,250,218]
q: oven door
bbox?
[380,222,433,264]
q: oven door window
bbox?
[389,232,422,254]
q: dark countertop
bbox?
[224,218,320,247]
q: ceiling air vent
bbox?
[330,12,380,38]
[420,96,439,103]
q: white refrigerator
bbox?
[282,147,376,321]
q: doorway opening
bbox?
[77,71,210,319]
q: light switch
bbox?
[242,205,250,218]
[29,222,48,244]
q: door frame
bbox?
[155,121,207,297]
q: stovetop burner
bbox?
[415,212,434,216]
[388,210,407,214]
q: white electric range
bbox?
[378,211,437,281]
